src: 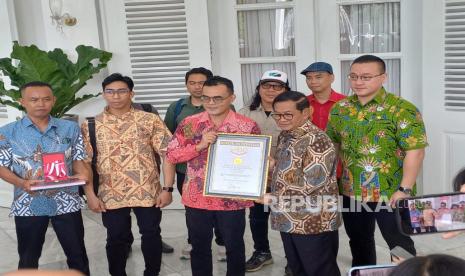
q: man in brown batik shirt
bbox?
[266,91,341,276]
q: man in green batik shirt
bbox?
[326,55,427,267]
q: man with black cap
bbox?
[301,62,345,130]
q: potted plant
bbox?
[0,41,112,119]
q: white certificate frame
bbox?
[203,133,272,200]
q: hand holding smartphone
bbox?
[390,246,414,261]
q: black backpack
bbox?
[85,103,160,195]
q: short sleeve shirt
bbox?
[166,111,260,211]
[81,108,172,210]
[307,90,346,130]
[326,87,428,202]
[0,116,85,216]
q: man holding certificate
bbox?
[166,76,260,276]
[0,81,96,275]
[267,91,341,276]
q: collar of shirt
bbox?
[282,119,313,139]
[308,89,342,104]
[21,115,58,132]
[104,106,136,120]
[198,109,237,130]
[349,87,387,106]
[182,96,203,109]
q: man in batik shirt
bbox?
[166,76,260,276]
[266,90,340,276]
[327,55,428,266]
[0,81,97,275]
[81,73,175,276]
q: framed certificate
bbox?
[204,133,272,200]
[30,152,86,191]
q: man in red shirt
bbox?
[302,62,346,130]
[166,76,260,276]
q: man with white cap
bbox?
[239,70,290,272]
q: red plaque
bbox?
[30,152,86,191]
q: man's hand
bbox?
[156,190,173,208]
[196,131,217,152]
[391,255,405,265]
[389,190,409,208]
[18,179,42,193]
[443,231,464,239]
[255,193,273,205]
[70,173,88,182]
[268,156,276,171]
[86,193,106,213]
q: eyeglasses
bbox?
[187,81,206,86]
[103,88,131,95]
[200,95,231,104]
[260,83,285,91]
[271,112,294,121]
[347,73,384,82]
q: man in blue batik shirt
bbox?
[0,81,101,275]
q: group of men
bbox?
[0,54,427,276]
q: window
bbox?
[123,0,191,115]
[338,1,401,95]
[236,1,297,104]
[444,0,465,111]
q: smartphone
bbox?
[348,264,395,276]
[396,192,465,235]
[390,246,414,260]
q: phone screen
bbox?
[349,265,395,276]
[396,192,465,235]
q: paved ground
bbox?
[1,208,465,275]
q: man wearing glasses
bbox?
[81,73,175,276]
[265,91,340,276]
[238,70,290,272]
[164,67,228,261]
[166,76,260,276]
[326,55,428,266]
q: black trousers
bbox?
[177,172,224,246]
[102,206,162,276]
[15,211,90,275]
[280,231,340,276]
[249,201,271,253]
[186,207,246,276]
[342,195,416,266]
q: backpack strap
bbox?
[133,102,159,115]
[86,117,99,195]
[141,103,153,113]
[130,103,162,173]
[173,98,185,130]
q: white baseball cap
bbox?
[260,70,288,84]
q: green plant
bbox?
[0,41,112,117]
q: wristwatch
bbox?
[162,187,174,192]
[398,186,412,195]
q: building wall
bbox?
[3,0,462,199]
[12,0,107,121]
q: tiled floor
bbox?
[1,207,465,275]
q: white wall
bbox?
[421,0,458,195]
[13,0,108,122]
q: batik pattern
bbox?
[81,108,171,209]
[270,120,340,234]
[166,111,260,211]
[0,116,84,216]
[326,87,428,202]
